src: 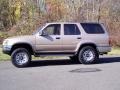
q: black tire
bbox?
[78,46,99,64]
[69,56,79,63]
[11,48,31,68]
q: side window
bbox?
[44,24,60,35]
[81,23,105,34]
[64,24,80,35]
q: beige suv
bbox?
[2,22,111,67]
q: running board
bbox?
[34,52,75,57]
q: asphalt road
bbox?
[0,56,120,90]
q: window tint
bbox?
[44,24,60,35]
[64,24,80,35]
[81,23,105,34]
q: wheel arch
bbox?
[10,43,34,55]
[76,43,98,55]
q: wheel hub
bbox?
[19,56,24,60]
[83,50,94,62]
[15,52,28,65]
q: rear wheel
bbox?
[11,48,31,68]
[78,46,99,64]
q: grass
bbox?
[0,47,120,61]
[108,47,120,55]
[0,48,10,61]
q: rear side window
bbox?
[64,24,80,35]
[81,23,105,34]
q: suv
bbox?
[2,22,111,67]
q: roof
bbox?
[46,22,103,24]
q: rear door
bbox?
[61,24,81,52]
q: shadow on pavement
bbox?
[29,56,120,67]
[98,56,120,64]
[29,59,78,67]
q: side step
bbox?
[34,52,75,57]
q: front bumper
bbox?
[2,45,12,55]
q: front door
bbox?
[35,24,62,52]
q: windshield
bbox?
[32,24,45,35]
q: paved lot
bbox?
[0,56,120,90]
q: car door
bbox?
[62,24,81,52]
[35,24,62,52]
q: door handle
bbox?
[56,37,60,39]
[77,37,81,39]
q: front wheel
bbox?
[78,46,99,64]
[11,48,31,68]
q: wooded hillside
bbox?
[0,0,120,46]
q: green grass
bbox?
[0,47,120,61]
[108,47,120,55]
[0,48,10,61]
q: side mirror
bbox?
[40,31,48,36]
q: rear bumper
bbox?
[97,46,111,53]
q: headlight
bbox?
[3,40,9,46]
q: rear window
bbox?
[64,24,80,35]
[81,23,105,34]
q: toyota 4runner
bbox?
[2,22,111,67]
